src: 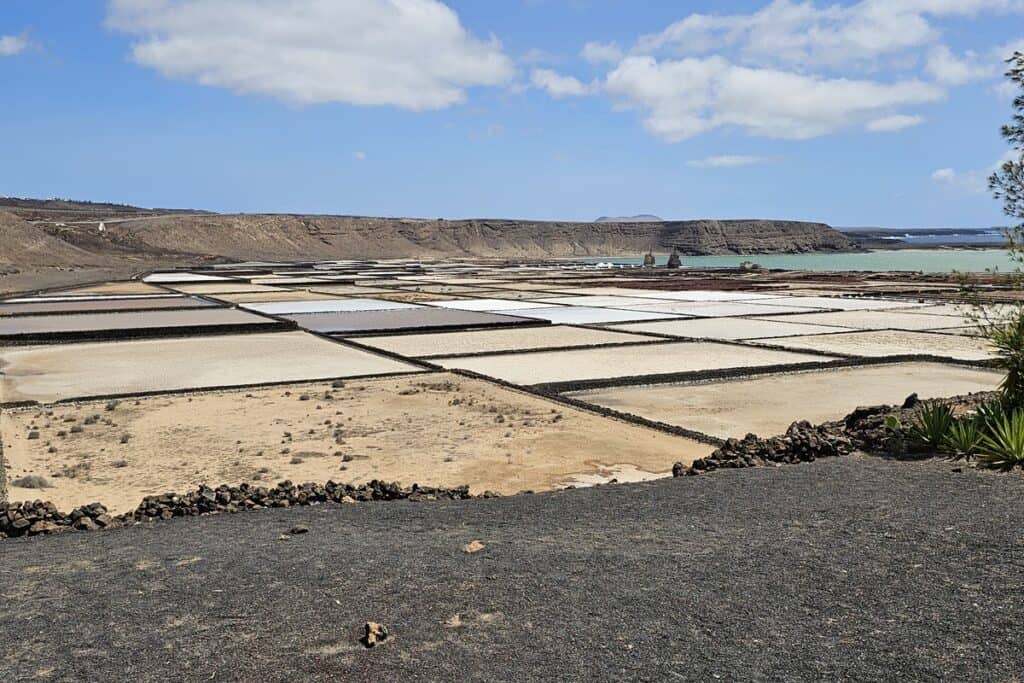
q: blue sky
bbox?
[1,0,1021,227]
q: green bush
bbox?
[988,313,1024,409]
[943,418,984,459]
[974,399,1007,429]
[977,410,1024,468]
[907,402,955,450]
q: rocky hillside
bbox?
[0,209,858,272]
[0,211,99,268]
[88,214,857,261]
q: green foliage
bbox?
[988,313,1024,409]
[977,409,1024,468]
[907,402,954,450]
[975,51,1024,406]
[884,415,902,432]
[943,418,984,459]
[975,398,1008,429]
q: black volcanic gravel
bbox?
[2,456,1023,681]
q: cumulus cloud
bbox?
[353,151,367,161]
[925,45,994,85]
[866,114,925,132]
[687,155,771,168]
[931,151,1017,193]
[530,68,591,97]
[580,41,623,64]
[0,34,30,57]
[635,0,1024,70]
[105,0,515,110]
[604,55,943,141]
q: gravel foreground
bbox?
[2,455,1023,681]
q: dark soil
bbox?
[1,456,1022,681]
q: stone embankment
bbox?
[0,480,488,539]
[673,394,946,476]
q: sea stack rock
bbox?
[666,248,681,269]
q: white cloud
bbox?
[581,41,623,64]
[635,0,1024,70]
[604,55,943,141]
[866,114,925,132]
[530,68,591,97]
[931,152,1016,193]
[687,155,771,168]
[925,45,994,85]
[353,151,367,161]
[105,0,514,110]
[0,34,30,57]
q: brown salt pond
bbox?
[0,373,712,512]
[568,362,1003,440]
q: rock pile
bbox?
[0,500,115,538]
[673,394,988,477]
[0,480,489,540]
[674,421,854,476]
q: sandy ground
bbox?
[568,362,1003,440]
[760,330,994,360]
[0,331,420,403]
[751,310,971,331]
[52,281,169,296]
[609,317,850,339]
[168,283,287,295]
[354,325,660,357]
[0,372,711,512]
[436,342,835,384]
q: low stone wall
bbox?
[0,479,489,540]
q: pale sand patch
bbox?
[568,362,1003,440]
[609,317,850,340]
[50,281,168,296]
[749,310,971,331]
[354,326,661,357]
[168,283,287,295]
[757,330,994,361]
[0,373,711,512]
[0,331,420,403]
[436,342,835,385]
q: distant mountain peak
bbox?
[594,214,664,223]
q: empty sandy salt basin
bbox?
[568,362,1002,441]
[0,331,419,403]
[0,373,712,513]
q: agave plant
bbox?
[977,410,1024,469]
[988,313,1024,410]
[907,402,955,451]
[943,418,984,459]
[974,399,1007,429]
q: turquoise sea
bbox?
[580,249,1019,273]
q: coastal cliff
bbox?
[91,214,857,261]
